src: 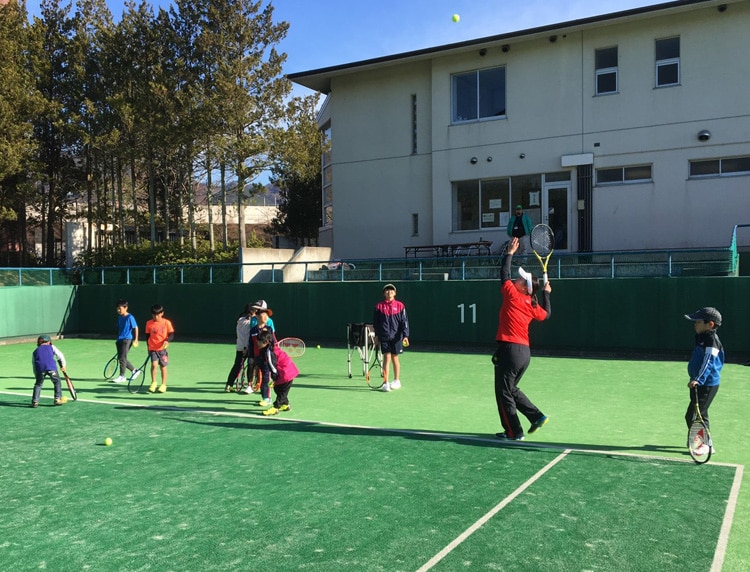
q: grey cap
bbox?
[37,334,51,343]
[684,307,722,327]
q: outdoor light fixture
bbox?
[470,157,478,164]
[697,130,711,142]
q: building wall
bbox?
[316,1,750,259]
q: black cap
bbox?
[684,307,722,327]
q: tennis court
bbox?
[1,338,746,571]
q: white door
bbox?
[542,182,571,251]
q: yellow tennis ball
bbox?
[104,438,113,446]
[317,344,321,349]
[452,13,460,23]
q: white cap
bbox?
[518,267,533,292]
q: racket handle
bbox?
[543,272,548,285]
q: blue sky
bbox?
[25,0,657,96]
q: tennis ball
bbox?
[317,344,321,349]
[402,339,410,348]
[452,13,460,23]
[104,438,113,446]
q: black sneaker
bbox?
[528,415,549,434]
[495,432,525,441]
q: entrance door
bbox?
[542,183,571,251]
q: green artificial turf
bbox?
[1,339,747,571]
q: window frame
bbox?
[655,36,680,88]
[595,46,619,96]
[595,165,653,186]
[451,65,507,124]
[689,156,750,178]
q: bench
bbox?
[404,241,491,258]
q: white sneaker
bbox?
[113,376,126,383]
[243,386,253,394]
[132,369,141,376]
[390,379,401,390]
[381,382,391,392]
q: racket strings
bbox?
[531,228,553,256]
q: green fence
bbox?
[5,277,747,360]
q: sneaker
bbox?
[262,407,279,416]
[381,382,391,392]
[224,385,233,393]
[148,382,158,393]
[495,432,525,441]
[243,385,253,395]
[113,375,127,383]
[132,369,142,377]
[258,399,272,408]
[157,385,167,393]
[528,415,549,434]
[390,379,401,390]
[279,404,291,412]
[54,397,67,406]
[31,402,39,408]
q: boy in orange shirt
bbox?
[144,304,175,393]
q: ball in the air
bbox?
[317,344,321,349]
[104,437,113,446]
[452,13,460,23]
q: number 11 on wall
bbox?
[457,303,477,324]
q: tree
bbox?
[0,0,42,264]
[269,94,325,245]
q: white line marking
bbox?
[415,450,571,572]
[711,463,744,572]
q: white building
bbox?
[290,0,750,259]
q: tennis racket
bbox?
[127,355,149,394]
[62,370,78,401]
[530,224,555,284]
[688,385,712,464]
[235,355,248,393]
[278,337,305,357]
[103,354,118,380]
[366,346,384,389]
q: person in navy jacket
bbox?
[373,284,410,393]
[31,334,67,407]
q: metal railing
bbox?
[1,226,745,287]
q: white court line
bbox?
[712,463,745,572]
[415,450,571,572]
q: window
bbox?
[411,213,419,236]
[690,156,750,178]
[321,126,333,227]
[655,37,680,87]
[452,66,506,123]
[595,47,618,95]
[453,178,509,231]
[411,94,417,154]
[596,165,652,185]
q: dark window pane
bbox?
[597,168,622,184]
[595,47,618,69]
[455,180,480,230]
[721,157,750,174]
[624,165,652,181]
[453,72,477,121]
[597,71,617,94]
[657,62,679,86]
[478,67,506,118]
[690,160,720,176]
[656,37,680,60]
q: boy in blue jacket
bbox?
[684,307,724,453]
